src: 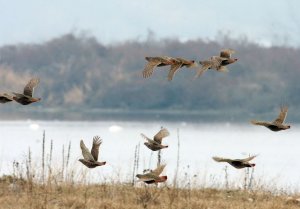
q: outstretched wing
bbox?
[250,120,272,127]
[141,133,151,141]
[0,93,13,103]
[220,49,235,58]
[150,164,166,176]
[212,156,232,163]
[24,78,40,97]
[137,173,160,181]
[80,140,95,161]
[167,62,182,81]
[153,128,170,144]
[273,106,288,124]
[194,61,211,78]
[240,155,257,162]
[142,60,161,78]
[91,136,102,161]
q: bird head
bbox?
[249,163,255,167]
[100,161,106,166]
[157,176,167,182]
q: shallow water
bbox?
[0,120,299,191]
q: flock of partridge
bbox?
[0,48,291,185]
[142,49,238,80]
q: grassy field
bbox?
[0,176,300,209]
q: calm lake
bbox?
[0,120,299,191]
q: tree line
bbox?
[0,33,299,121]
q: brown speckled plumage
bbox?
[251,106,291,131]
[212,155,257,169]
[0,93,13,103]
[79,136,106,168]
[13,78,41,105]
[167,57,197,81]
[141,128,170,151]
[195,49,238,78]
[136,164,167,184]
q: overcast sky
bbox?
[0,0,300,47]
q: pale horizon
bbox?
[0,0,300,47]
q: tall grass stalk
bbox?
[61,144,65,181]
[173,128,180,188]
[42,130,45,184]
[248,167,255,189]
[47,139,53,183]
[25,147,33,193]
[224,166,229,189]
[157,150,161,167]
[132,142,140,186]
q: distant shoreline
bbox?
[0,108,298,122]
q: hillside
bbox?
[0,33,299,121]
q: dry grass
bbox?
[0,176,300,209]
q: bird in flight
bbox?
[12,77,41,105]
[141,128,170,151]
[212,155,257,169]
[167,57,197,81]
[195,49,238,78]
[251,106,291,131]
[143,56,196,80]
[136,164,167,184]
[79,136,106,168]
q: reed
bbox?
[42,130,45,184]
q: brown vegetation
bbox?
[0,176,300,209]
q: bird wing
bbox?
[250,120,272,126]
[220,49,235,58]
[150,164,166,176]
[153,128,170,144]
[167,62,183,81]
[79,159,96,168]
[194,61,212,78]
[273,106,288,124]
[212,156,232,163]
[80,140,95,161]
[240,155,257,162]
[211,56,227,64]
[23,78,40,97]
[0,93,13,100]
[217,66,229,72]
[141,133,152,141]
[137,173,159,181]
[142,60,161,78]
[91,136,102,161]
